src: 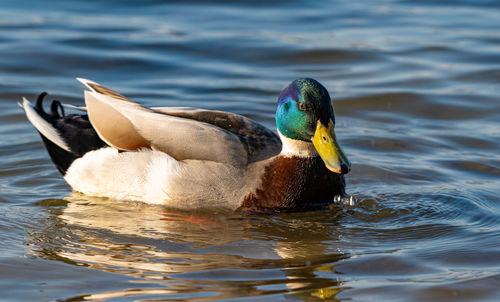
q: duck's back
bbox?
[151,107,282,163]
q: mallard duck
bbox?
[21,78,350,212]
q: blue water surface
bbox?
[0,0,499,301]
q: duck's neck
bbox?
[278,130,318,158]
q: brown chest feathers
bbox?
[238,155,345,213]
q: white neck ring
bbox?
[278,130,318,157]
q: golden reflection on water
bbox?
[28,193,347,301]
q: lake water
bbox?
[1,0,500,301]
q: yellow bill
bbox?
[312,120,351,174]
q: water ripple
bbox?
[1,0,500,301]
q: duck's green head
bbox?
[276,78,351,174]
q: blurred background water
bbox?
[1,0,500,301]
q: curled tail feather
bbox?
[22,93,106,174]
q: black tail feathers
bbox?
[31,92,106,175]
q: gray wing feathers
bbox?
[152,107,281,162]
[77,78,132,103]
[80,78,281,165]
[84,91,247,166]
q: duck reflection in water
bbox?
[29,194,348,301]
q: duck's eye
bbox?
[298,102,306,111]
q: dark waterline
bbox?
[1,0,500,301]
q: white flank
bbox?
[278,130,317,157]
[64,147,245,208]
[22,97,71,152]
[64,148,172,204]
